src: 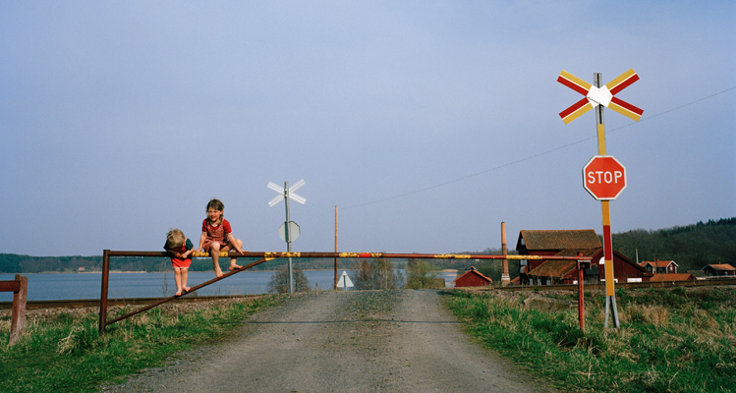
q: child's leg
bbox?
[174,267,184,296]
[181,267,190,292]
[210,242,223,277]
[229,239,244,270]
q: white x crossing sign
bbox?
[557,69,644,124]
[268,179,306,207]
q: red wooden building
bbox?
[454,266,493,288]
[515,229,651,285]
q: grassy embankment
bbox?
[446,286,736,393]
[0,296,285,393]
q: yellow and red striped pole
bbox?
[594,73,620,328]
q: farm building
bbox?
[702,263,736,277]
[639,260,679,274]
[515,229,651,285]
[454,266,492,288]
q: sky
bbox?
[1,1,734,257]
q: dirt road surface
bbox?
[101,290,556,392]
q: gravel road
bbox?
[101,290,556,392]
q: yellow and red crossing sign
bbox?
[556,69,644,328]
[557,69,644,124]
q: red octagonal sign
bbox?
[583,155,627,200]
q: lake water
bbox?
[0,270,458,302]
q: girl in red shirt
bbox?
[197,198,245,277]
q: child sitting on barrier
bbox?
[198,198,246,277]
[164,228,194,296]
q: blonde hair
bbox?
[165,228,186,250]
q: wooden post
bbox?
[9,274,28,346]
[576,252,586,331]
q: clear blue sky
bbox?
[1,1,734,256]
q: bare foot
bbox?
[215,270,224,278]
[175,290,183,296]
[229,263,243,271]
[184,287,191,293]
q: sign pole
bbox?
[594,73,620,328]
[334,205,338,291]
[268,179,306,295]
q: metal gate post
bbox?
[99,249,110,334]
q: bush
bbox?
[267,267,310,293]
[353,258,404,290]
[406,259,441,289]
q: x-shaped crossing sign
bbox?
[268,179,306,207]
[557,69,643,124]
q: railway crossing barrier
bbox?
[98,249,591,334]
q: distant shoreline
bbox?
[3,268,348,274]
[2,268,447,275]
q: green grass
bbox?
[445,286,736,393]
[4,288,734,392]
[0,296,284,393]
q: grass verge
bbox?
[445,286,736,393]
[0,296,285,393]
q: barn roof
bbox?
[516,230,601,252]
[640,260,679,268]
[703,263,736,271]
[526,260,576,278]
[649,273,695,281]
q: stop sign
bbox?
[583,155,627,200]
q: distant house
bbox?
[640,260,678,274]
[515,229,652,285]
[454,266,492,288]
[702,263,736,277]
[649,273,695,282]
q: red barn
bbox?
[454,266,492,288]
[516,229,651,285]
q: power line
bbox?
[343,85,736,210]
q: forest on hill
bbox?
[611,217,736,272]
[1,217,734,277]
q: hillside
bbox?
[612,217,736,272]
[1,217,734,274]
